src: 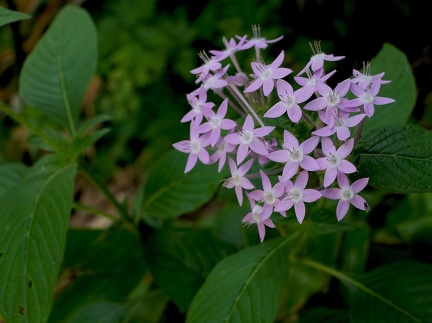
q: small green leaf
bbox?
[357,124,432,193]
[0,7,31,27]
[75,114,112,137]
[19,5,97,134]
[362,43,417,134]
[186,236,294,323]
[0,162,76,323]
[349,261,432,322]
[140,149,227,219]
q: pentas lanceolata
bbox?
[173,25,395,242]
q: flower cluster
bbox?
[173,25,395,242]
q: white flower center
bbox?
[325,91,340,107]
[232,172,241,186]
[326,153,340,167]
[288,148,303,162]
[261,68,273,80]
[289,187,303,203]
[252,205,263,223]
[361,93,374,103]
[210,116,221,129]
[341,188,354,201]
[263,190,276,205]
[306,78,316,86]
[335,117,346,129]
[190,140,200,154]
[240,130,254,144]
[283,95,296,108]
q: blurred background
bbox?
[0,0,431,226]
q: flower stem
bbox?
[78,159,132,224]
[229,84,265,127]
[72,201,118,222]
[353,117,366,145]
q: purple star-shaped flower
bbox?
[242,196,276,243]
[316,137,357,187]
[267,130,320,181]
[321,173,369,221]
[223,158,255,206]
[224,114,275,164]
[244,51,292,96]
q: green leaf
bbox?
[0,7,31,27]
[362,43,417,134]
[19,5,97,134]
[49,228,147,323]
[186,236,294,323]
[140,149,227,219]
[357,124,432,193]
[75,114,112,137]
[141,226,237,312]
[0,163,29,197]
[0,162,76,323]
[349,261,432,322]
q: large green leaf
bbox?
[362,43,416,134]
[140,149,227,219]
[0,163,29,196]
[0,162,76,323]
[141,225,237,312]
[349,261,432,322]
[357,124,432,193]
[186,236,294,323]
[49,228,147,323]
[19,5,97,134]
[0,7,31,27]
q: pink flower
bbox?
[349,80,395,118]
[274,171,321,223]
[172,121,211,173]
[247,170,285,221]
[209,36,247,61]
[303,79,359,128]
[297,40,345,75]
[224,114,274,164]
[321,173,369,221]
[199,65,230,90]
[267,130,320,181]
[238,24,283,51]
[294,67,336,94]
[351,61,390,90]
[223,158,255,206]
[244,51,292,96]
[312,111,366,141]
[264,79,312,123]
[181,86,214,124]
[190,50,222,77]
[242,197,275,243]
[209,136,236,172]
[197,98,237,146]
[316,138,357,187]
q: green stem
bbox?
[296,258,422,322]
[72,201,118,222]
[0,101,64,153]
[78,160,131,224]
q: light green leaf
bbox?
[140,149,227,219]
[349,261,432,322]
[0,162,76,323]
[357,124,432,193]
[0,7,31,27]
[186,236,294,323]
[362,43,417,134]
[19,5,97,134]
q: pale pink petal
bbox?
[294,202,306,223]
[263,79,275,96]
[258,223,266,242]
[336,172,350,189]
[260,171,272,191]
[243,114,254,130]
[313,126,335,137]
[272,68,291,79]
[321,188,341,200]
[351,194,367,210]
[303,97,327,111]
[267,150,289,163]
[338,160,356,174]
[336,200,350,221]
[324,168,337,187]
[248,190,264,201]
[288,105,302,123]
[295,170,309,189]
[283,130,299,148]
[250,139,269,156]
[321,137,335,154]
[241,178,255,190]
[244,78,264,93]
[337,139,354,158]
[238,158,255,175]
[198,149,210,164]
[235,185,244,205]
[300,155,319,171]
[281,162,298,181]
[261,203,273,220]
[224,133,241,145]
[274,199,293,212]
[254,126,275,137]
[237,144,250,164]
[264,102,286,118]
[374,97,395,105]
[273,182,285,197]
[364,103,375,117]
[271,51,285,68]
[336,127,350,141]
[351,178,369,193]
[302,189,322,203]
[185,154,198,173]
